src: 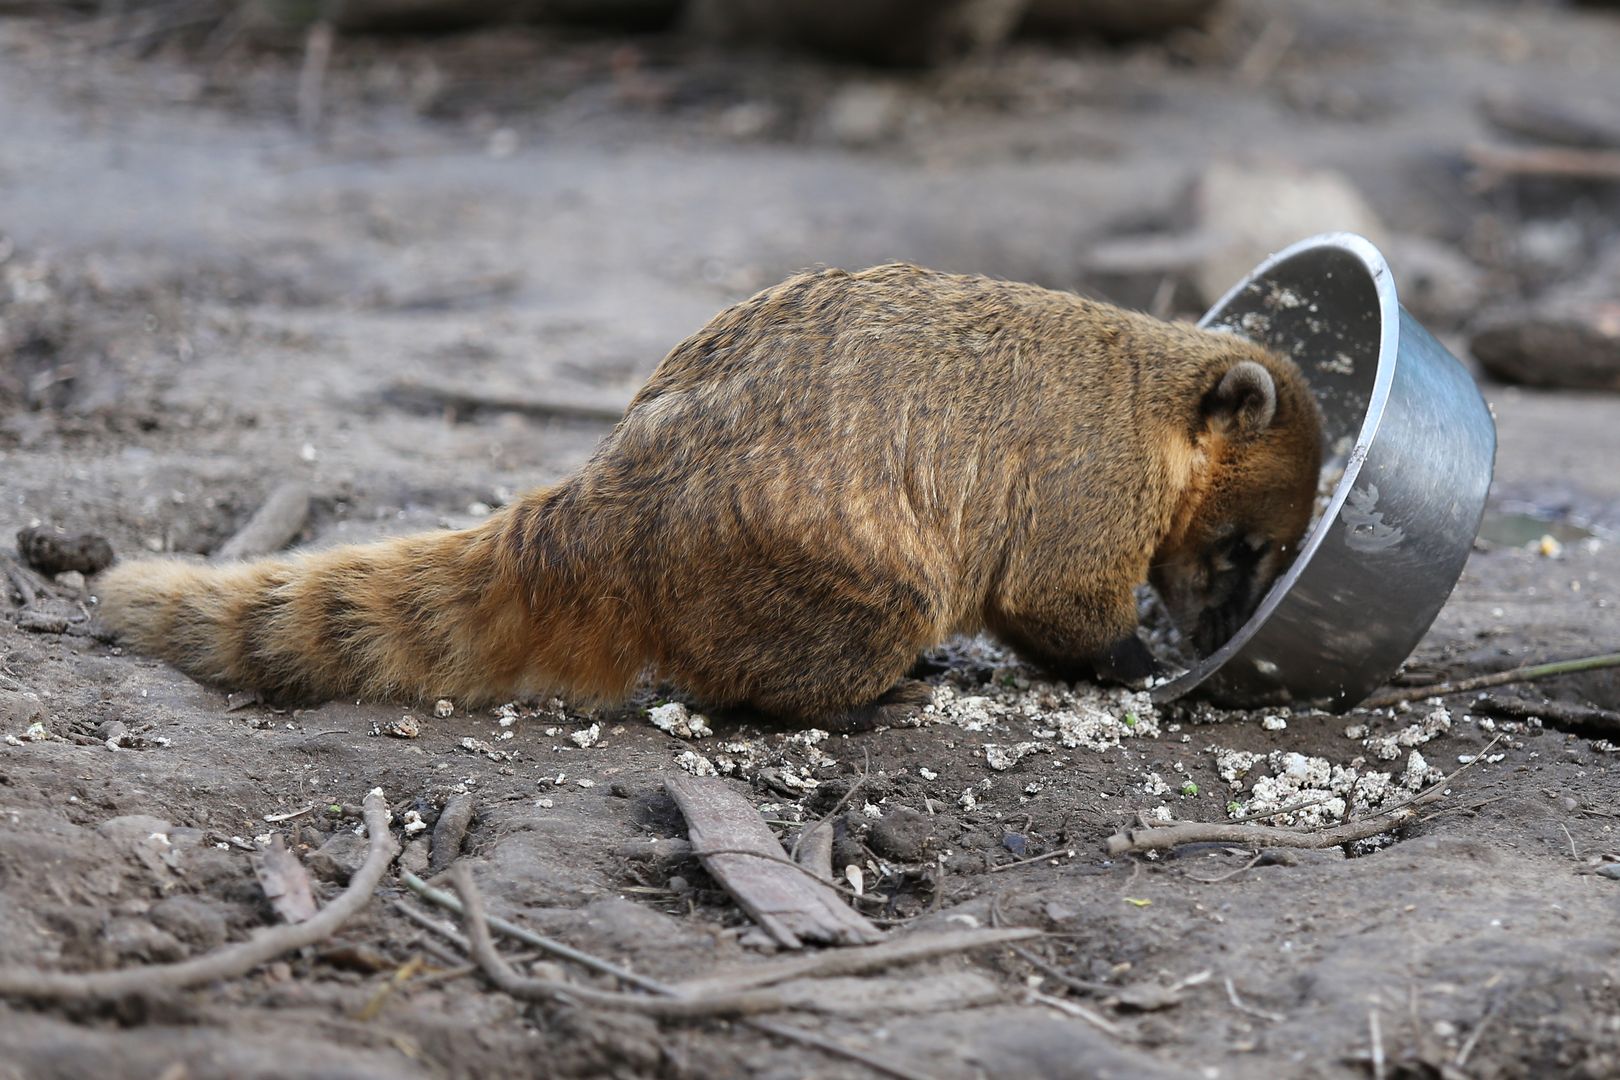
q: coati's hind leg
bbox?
[813,678,934,733]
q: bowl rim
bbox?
[1151,230,1402,703]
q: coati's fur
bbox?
[98,264,1323,729]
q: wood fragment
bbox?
[255,834,319,924]
[215,482,311,561]
[665,774,883,948]
[794,820,834,882]
[0,789,396,1000]
[429,792,476,874]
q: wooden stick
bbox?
[215,482,310,561]
[0,789,396,1000]
[1363,652,1620,710]
[1466,143,1620,181]
[1106,736,1501,855]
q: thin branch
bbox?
[1363,652,1620,710]
[449,865,815,1019]
[1105,737,1502,856]
[1466,143,1620,182]
[0,789,396,1000]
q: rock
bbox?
[0,689,47,730]
[868,806,935,862]
[1190,161,1390,306]
[1020,0,1223,39]
[1470,298,1620,390]
[1596,863,1620,880]
[103,917,186,964]
[16,525,115,576]
[686,0,1026,66]
[97,815,175,844]
[400,836,431,878]
[149,895,229,950]
[306,831,370,884]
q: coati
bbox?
[97,263,1323,730]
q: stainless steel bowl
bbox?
[1151,232,1497,712]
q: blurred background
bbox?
[2,0,1619,545]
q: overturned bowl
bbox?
[1151,232,1497,712]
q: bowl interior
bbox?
[1152,234,1398,704]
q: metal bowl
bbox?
[1151,232,1497,712]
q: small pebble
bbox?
[1596,864,1620,881]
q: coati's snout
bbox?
[1150,353,1324,657]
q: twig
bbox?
[264,804,315,823]
[790,750,867,862]
[989,848,1077,873]
[394,899,472,954]
[1466,143,1620,182]
[1560,823,1579,860]
[1236,18,1294,86]
[448,865,850,1019]
[296,21,334,135]
[1475,693,1620,736]
[0,789,396,1000]
[1187,852,1264,885]
[1226,977,1285,1023]
[1363,652,1620,710]
[1027,990,1125,1036]
[674,926,1042,997]
[1455,998,1498,1068]
[1105,737,1502,856]
[401,870,666,993]
[745,1018,935,1080]
[406,868,1007,1080]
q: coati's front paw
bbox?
[819,679,934,733]
[1088,633,1163,689]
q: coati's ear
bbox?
[1202,360,1276,441]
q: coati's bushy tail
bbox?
[95,493,647,707]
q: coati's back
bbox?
[99,263,1322,725]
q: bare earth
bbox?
[4,2,1620,1077]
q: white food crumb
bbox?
[648,702,714,740]
[570,723,601,749]
[676,750,718,776]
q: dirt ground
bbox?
[4,2,1620,1077]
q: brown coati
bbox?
[97,263,1323,730]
